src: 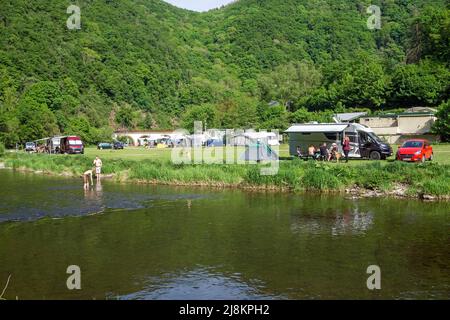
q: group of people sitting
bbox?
[296,137,351,163]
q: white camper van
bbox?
[286,123,392,160]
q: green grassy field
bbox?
[85,146,174,161]
[83,144,450,165]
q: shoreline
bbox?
[3,163,448,202]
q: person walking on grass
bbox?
[343,136,351,163]
[93,156,103,180]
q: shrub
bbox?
[357,169,393,190]
[302,167,341,191]
[0,142,5,157]
[421,179,450,196]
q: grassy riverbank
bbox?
[2,151,449,199]
[81,144,450,165]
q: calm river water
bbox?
[0,169,448,299]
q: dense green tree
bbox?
[290,108,313,124]
[432,100,450,142]
[0,113,20,147]
[259,105,289,130]
[290,108,334,124]
[181,104,219,132]
[16,100,59,143]
[21,82,63,111]
[140,113,155,130]
[115,105,136,130]
[406,5,450,63]
[328,54,389,109]
[0,0,448,145]
[65,117,92,144]
[90,126,115,144]
[389,60,450,107]
[258,61,321,111]
[218,95,259,129]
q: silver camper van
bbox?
[286,123,392,160]
[47,136,63,154]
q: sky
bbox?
[164,0,236,12]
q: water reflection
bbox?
[117,267,283,300]
[289,205,373,236]
[0,170,449,299]
[83,181,105,214]
[331,208,373,236]
[0,170,210,223]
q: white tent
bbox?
[230,131,280,146]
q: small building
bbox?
[359,107,438,144]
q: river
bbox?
[0,169,448,299]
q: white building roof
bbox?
[285,124,349,133]
[333,112,368,122]
[404,107,437,114]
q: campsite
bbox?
[0,0,449,304]
[2,140,450,200]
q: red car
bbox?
[396,139,433,162]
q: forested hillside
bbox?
[0,0,449,146]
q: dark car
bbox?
[97,142,113,150]
[358,131,392,160]
[113,141,124,150]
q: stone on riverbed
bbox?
[422,194,437,201]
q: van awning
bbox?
[285,124,349,133]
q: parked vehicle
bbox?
[396,139,433,163]
[60,136,84,154]
[46,136,62,154]
[25,142,36,152]
[113,141,124,149]
[97,142,113,150]
[206,138,224,147]
[285,123,392,160]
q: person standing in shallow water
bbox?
[93,156,103,180]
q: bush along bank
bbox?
[3,153,450,200]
